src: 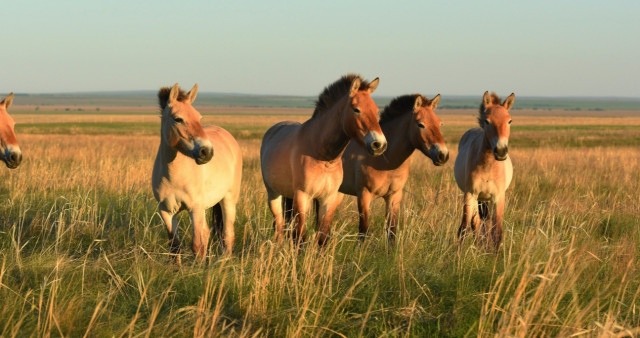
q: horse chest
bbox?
[299,160,342,197]
[366,168,407,198]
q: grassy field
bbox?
[0,108,639,336]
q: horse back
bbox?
[204,125,243,200]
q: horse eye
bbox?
[417,122,426,129]
[353,107,361,114]
[484,119,490,125]
[508,119,512,125]
[174,117,184,124]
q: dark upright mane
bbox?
[478,92,502,127]
[312,74,371,118]
[379,94,432,124]
[158,86,188,110]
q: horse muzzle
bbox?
[493,145,508,161]
[364,132,387,156]
[3,146,22,169]
[430,144,449,166]
[193,139,214,165]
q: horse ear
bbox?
[503,93,515,110]
[1,93,14,109]
[482,91,492,109]
[413,96,423,112]
[430,94,441,110]
[187,83,199,104]
[368,77,380,94]
[168,83,180,107]
[349,77,361,97]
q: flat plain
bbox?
[1,98,639,336]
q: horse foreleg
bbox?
[190,208,210,258]
[385,191,403,244]
[491,197,505,250]
[160,209,181,263]
[357,189,373,241]
[458,192,475,242]
[316,193,343,247]
[292,191,310,245]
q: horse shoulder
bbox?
[339,142,361,196]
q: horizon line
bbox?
[9,90,640,101]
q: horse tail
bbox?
[211,203,224,239]
[283,197,294,224]
[478,201,489,220]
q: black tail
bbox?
[283,197,294,224]
[478,201,489,220]
[211,203,224,239]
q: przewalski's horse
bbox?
[261,74,387,246]
[0,93,22,169]
[340,94,448,242]
[454,91,514,250]
[152,84,242,259]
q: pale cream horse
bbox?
[261,74,387,246]
[0,93,22,169]
[152,84,242,259]
[454,91,514,249]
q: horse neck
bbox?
[378,116,416,168]
[157,124,191,170]
[301,99,350,161]
[478,129,496,163]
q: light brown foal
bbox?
[454,91,514,250]
[261,74,387,246]
[0,93,22,169]
[152,84,242,260]
[340,94,448,241]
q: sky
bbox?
[4,0,640,97]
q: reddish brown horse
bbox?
[152,84,242,259]
[0,93,22,169]
[454,91,514,250]
[340,94,448,241]
[261,74,387,245]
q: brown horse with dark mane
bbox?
[340,94,448,241]
[260,74,387,246]
[0,93,22,169]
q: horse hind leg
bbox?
[211,203,224,249]
[268,192,285,243]
[478,201,489,220]
[218,196,237,255]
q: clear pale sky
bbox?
[4,0,639,97]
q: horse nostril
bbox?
[371,141,381,150]
[439,152,449,163]
[199,148,207,158]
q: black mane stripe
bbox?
[312,74,371,118]
[379,94,432,124]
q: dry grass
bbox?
[0,114,638,336]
